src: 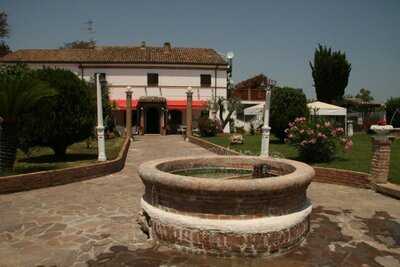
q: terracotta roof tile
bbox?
[0,46,228,65]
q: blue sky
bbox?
[2,0,399,101]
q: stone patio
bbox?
[0,135,399,267]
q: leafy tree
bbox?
[99,77,115,134]
[0,10,11,58]
[386,97,400,127]
[0,64,55,172]
[0,41,10,57]
[19,68,96,158]
[310,44,351,104]
[61,40,96,49]
[0,10,9,38]
[270,86,309,142]
[355,88,374,102]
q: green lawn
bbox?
[3,137,125,175]
[202,133,400,184]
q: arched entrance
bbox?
[146,107,160,134]
[138,96,167,135]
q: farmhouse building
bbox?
[1,42,229,134]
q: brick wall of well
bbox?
[150,215,310,256]
[143,182,309,219]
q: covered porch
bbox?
[112,97,208,135]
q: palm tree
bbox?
[0,65,55,173]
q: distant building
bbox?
[233,74,269,131]
[1,42,230,134]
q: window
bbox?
[147,73,159,87]
[200,74,211,87]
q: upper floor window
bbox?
[147,73,159,87]
[200,74,211,87]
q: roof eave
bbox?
[0,59,228,66]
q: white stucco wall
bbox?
[82,67,227,101]
[26,63,227,101]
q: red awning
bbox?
[112,99,207,110]
[167,100,208,110]
[113,99,138,109]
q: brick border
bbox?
[186,135,372,188]
[313,167,371,188]
[0,137,131,194]
[186,135,240,155]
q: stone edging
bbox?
[0,137,131,195]
[186,135,372,188]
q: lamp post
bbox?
[126,86,133,139]
[96,73,107,161]
[226,51,234,100]
[260,78,277,157]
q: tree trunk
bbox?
[0,122,18,173]
[221,110,235,130]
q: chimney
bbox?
[163,42,172,51]
[141,41,146,49]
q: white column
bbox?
[260,88,271,157]
[96,73,107,161]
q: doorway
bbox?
[168,110,183,134]
[146,107,160,134]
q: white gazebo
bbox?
[307,101,348,134]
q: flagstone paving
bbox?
[0,135,399,267]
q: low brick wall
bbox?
[0,138,130,194]
[187,135,240,155]
[187,135,372,188]
[313,167,371,188]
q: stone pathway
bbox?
[0,135,399,267]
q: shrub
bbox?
[386,97,400,127]
[285,117,352,163]
[198,117,220,137]
[270,87,309,142]
[0,64,55,172]
[18,68,96,158]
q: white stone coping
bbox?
[370,125,394,134]
[142,198,312,233]
[138,156,315,192]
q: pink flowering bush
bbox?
[285,117,352,162]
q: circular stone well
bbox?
[138,156,314,257]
